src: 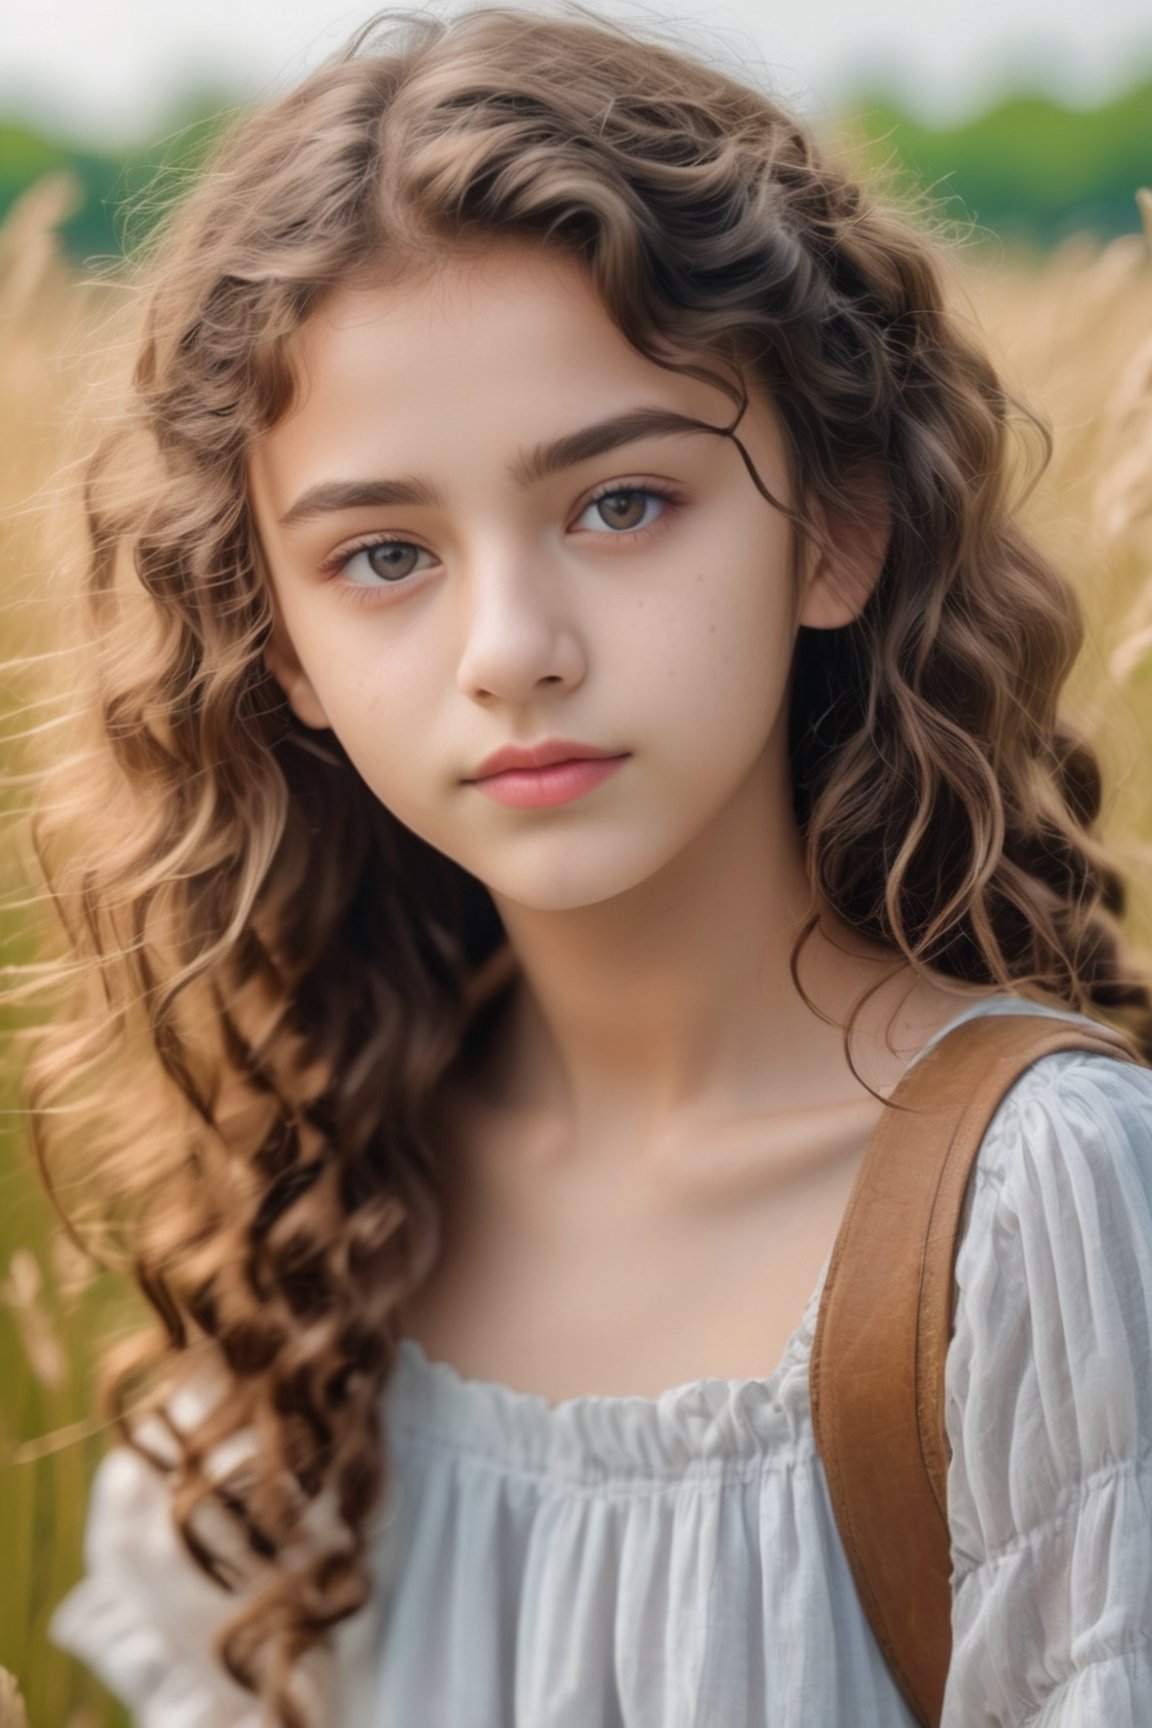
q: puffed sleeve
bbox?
[50,1382,341,1727]
[942,1047,1152,1726]
[50,1434,263,1728]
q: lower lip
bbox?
[469,755,629,808]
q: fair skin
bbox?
[250,240,994,1399]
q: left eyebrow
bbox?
[277,406,721,528]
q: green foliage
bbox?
[1,72,1150,256]
[841,77,1152,246]
[0,97,240,263]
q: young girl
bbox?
[18,5,1152,1725]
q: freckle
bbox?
[709,625,716,634]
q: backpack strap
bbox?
[809,1012,1147,1728]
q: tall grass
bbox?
[958,198,1152,942]
[0,174,134,1728]
[0,180,1149,1722]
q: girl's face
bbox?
[249,241,863,911]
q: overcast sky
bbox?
[6,0,1152,145]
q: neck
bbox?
[474,747,929,1150]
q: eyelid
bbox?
[319,473,685,593]
[575,473,681,509]
[316,534,442,590]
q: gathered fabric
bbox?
[51,996,1152,1726]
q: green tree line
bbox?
[1,71,1150,259]
[841,76,1152,248]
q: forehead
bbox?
[249,239,788,514]
[320,240,600,335]
[281,241,748,424]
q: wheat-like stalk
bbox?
[0,1669,30,1728]
[947,191,1152,937]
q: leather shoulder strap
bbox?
[809,1012,1146,1728]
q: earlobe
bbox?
[799,549,883,630]
[797,472,890,631]
[263,635,332,731]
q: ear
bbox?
[797,466,891,631]
[263,615,332,731]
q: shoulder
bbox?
[952,1033,1152,1328]
[940,1037,1152,1721]
[962,1038,1152,1223]
[945,1039,1152,1561]
[50,1437,265,1726]
[51,1367,319,1726]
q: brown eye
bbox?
[594,491,648,530]
[365,542,423,582]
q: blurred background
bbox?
[5,0,1152,255]
[1,1,1150,1722]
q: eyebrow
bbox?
[277,406,721,529]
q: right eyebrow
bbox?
[277,406,723,529]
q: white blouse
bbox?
[51,995,1152,1726]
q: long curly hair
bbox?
[9,4,1152,1719]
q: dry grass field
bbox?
[0,176,1149,1724]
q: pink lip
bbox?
[470,755,629,808]
[471,738,622,778]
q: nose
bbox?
[455,540,586,704]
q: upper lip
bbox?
[468,740,628,780]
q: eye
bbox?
[574,485,675,536]
[336,539,436,586]
[321,479,680,602]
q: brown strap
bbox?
[809,1012,1146,1728]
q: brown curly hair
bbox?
[10,4,1152,1720]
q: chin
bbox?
[497,880,635,914]
[472,834,687,915]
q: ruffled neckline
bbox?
[385,1254,829,1482]
[383,992,1103,1483]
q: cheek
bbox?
[296,624,438,800]
[626,549,794,743]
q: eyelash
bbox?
[319,479,684,606]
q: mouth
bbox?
[467,753,630,809]
[468,739,627,780]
